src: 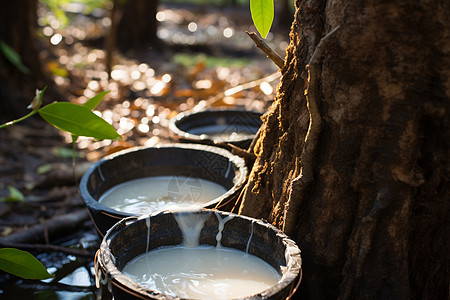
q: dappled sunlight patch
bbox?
[34,1,285,160]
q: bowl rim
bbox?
[80,143,248,220]
[97,209,302,300]
[169,107,263,144]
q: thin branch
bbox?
[194,72,280,110]
[0,110,38,129]
[0,241,94,258]
[283,27,340,236]
[226,142,257,165]
[246,31,285,69]
[0,209,90,244]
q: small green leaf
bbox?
[83,91,110,111]
[0,248,53,279]
[49,66,68,78]
[36,163,54,175]
[0,186,25,202]
[0,41,30,74]
[7,186,24,202]
[250,0,274,39]
[51,147,81,159]
[38,102,121,140]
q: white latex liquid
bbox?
[99,176,227,214]
[122,245,281,299]
[189,125,256,142]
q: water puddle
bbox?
[0,232,100,300]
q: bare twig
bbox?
[283,27,340,236]
[227,143,256,162]
[0,241,94,258]
[0,209,90,244]
[213,143,255,212]
[230,185,247,214]
[246,31,285,69]
[194,72,280,110]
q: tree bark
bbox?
[239,0,449,299]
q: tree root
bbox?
[283,27,340,236]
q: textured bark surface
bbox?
[239,0,449,299]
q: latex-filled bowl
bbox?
[169,108,263,149]
[80,144,247,236]
[96,209,302,299]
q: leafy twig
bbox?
[0,110,38,129]
[0,88,45,129]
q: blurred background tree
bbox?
[115,0,159,53]
[106,0,159,74]
[0,0,161,120]
[0,0,294,122]
[0,0,46,120]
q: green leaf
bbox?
[38,102,121,140]
[83,91,110,110]
[0,186,25,202]
[51,147,81,159]
[7,186,24,202]
[0,41,30,74]
[0,248,53,279]
[47,63,68,77]
[250,0,274,39]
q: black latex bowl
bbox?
[96,209,302,300]
[169,108,263,149]
[80,143,247,236]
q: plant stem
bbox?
[0,110,39,129]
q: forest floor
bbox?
[0,2,290,298]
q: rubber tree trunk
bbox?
[238,0,449,299]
